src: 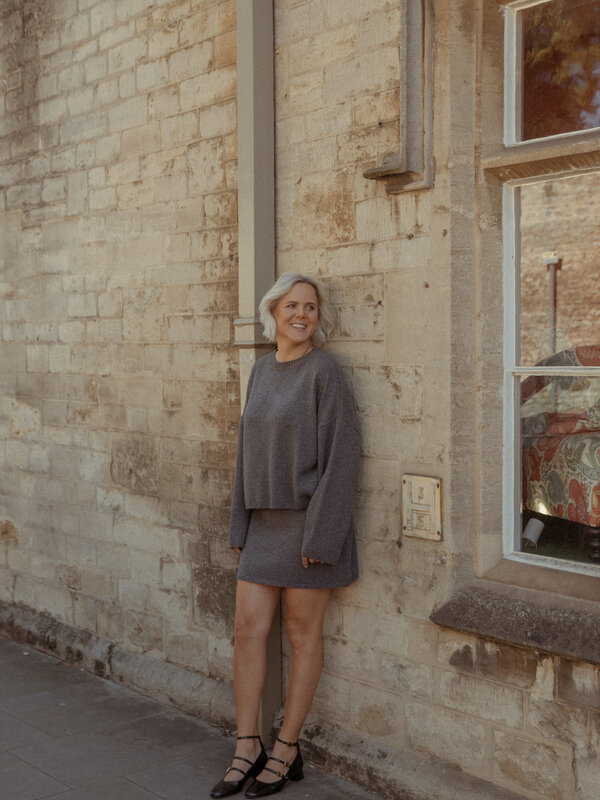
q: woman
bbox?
[210,273,361,799]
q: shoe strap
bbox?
[276,736,298,747]
[225,765,248,777]
[236,734,262,741]
[262,764,288,779]
[268,755,292,768]
[232,755,254,767]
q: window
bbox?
[502,0,600,574]
[506,0,600,144]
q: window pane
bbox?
[519,172,600,366]
[521,373,600,564]
[521,0,600,141]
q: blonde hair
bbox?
[258,273,335,346]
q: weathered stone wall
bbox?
[1,1,599,799]
[0,0,239,692]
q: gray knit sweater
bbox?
[229,347,361,565]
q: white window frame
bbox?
[503,0,600,146]
[502,0,600,576]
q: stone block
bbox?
[180,65,236,111]
[160,555,190,594]
[207,631,233,681]
[180,3,235,47]
[381,654,432,700]
[169,42,212,82]
[117,0,154,21]
[67,86,95,117]
[85,52,108,83]
[323,636,379,685]
[198,100,236,139]
[407,701,488,775]
[438,671,523,728]
[108,96,148,132]
[95,78,120,108]
[492,730,571,800]
[193,562,236,631]
[125,608,164,653]
[557,660,600,710]
[60,14,90,47]
[166,630,208,672]
[213,29,236,67]
[97,600,125,641]
[324,48,399,106]
[311,672,351,724]
[138,58,170,93]
[188,137,226,195]
[203,191,237,228]
[119,71,136,98]
[149,24,179,59]
[110,432,159,495]
[342,603,408,655]
[91,0,115,35]
[101,21,136,53]
[89,187,116,210]
[275,0,324,44]
[60,110,107,145]
[26,344,49,372]
[114,516,181,557]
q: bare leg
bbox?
[256,587,331,783]
[225,580,282,780]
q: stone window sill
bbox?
[430,581,600,666]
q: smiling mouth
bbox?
[291,323,307,329]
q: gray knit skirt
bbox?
[237,508,358,589]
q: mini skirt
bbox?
[237,508,358,589]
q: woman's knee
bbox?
[234,608,272,643]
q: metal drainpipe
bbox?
[234,0,280,744]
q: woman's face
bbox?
[272,282,319,348]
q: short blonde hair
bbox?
[259,273,335,346]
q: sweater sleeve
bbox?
[228,367,256,549]
[301,370,361,564]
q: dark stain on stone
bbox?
[0,520,19,545]
[110,433,158,495]
[193,563,236,632]
[449,644,474,672]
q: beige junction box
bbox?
[402,474,442,541]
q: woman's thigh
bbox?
[284,587,331,642]
[234,579,282,638]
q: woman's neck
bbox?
[275,340,314,362]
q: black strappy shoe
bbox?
[244,736,304,797]
[210,735,268,798]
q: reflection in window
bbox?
[519,172,600,366]
[521,370,600,563]
[517,171,600,565]
[521,0,600,141]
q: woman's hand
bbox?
[302,557,325,568]
[233,547,242,556]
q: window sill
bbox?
[430,578,600,666]
[483,130,600,180]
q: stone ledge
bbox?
[430,583,600,666]
[301,718,526,800]
[0,600,235,730]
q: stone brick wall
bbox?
[0,0,239,682]
[1,2,599,799]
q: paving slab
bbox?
[0,635,384,800]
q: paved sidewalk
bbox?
[0,635,384,800]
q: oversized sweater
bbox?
[229,346,361,565]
